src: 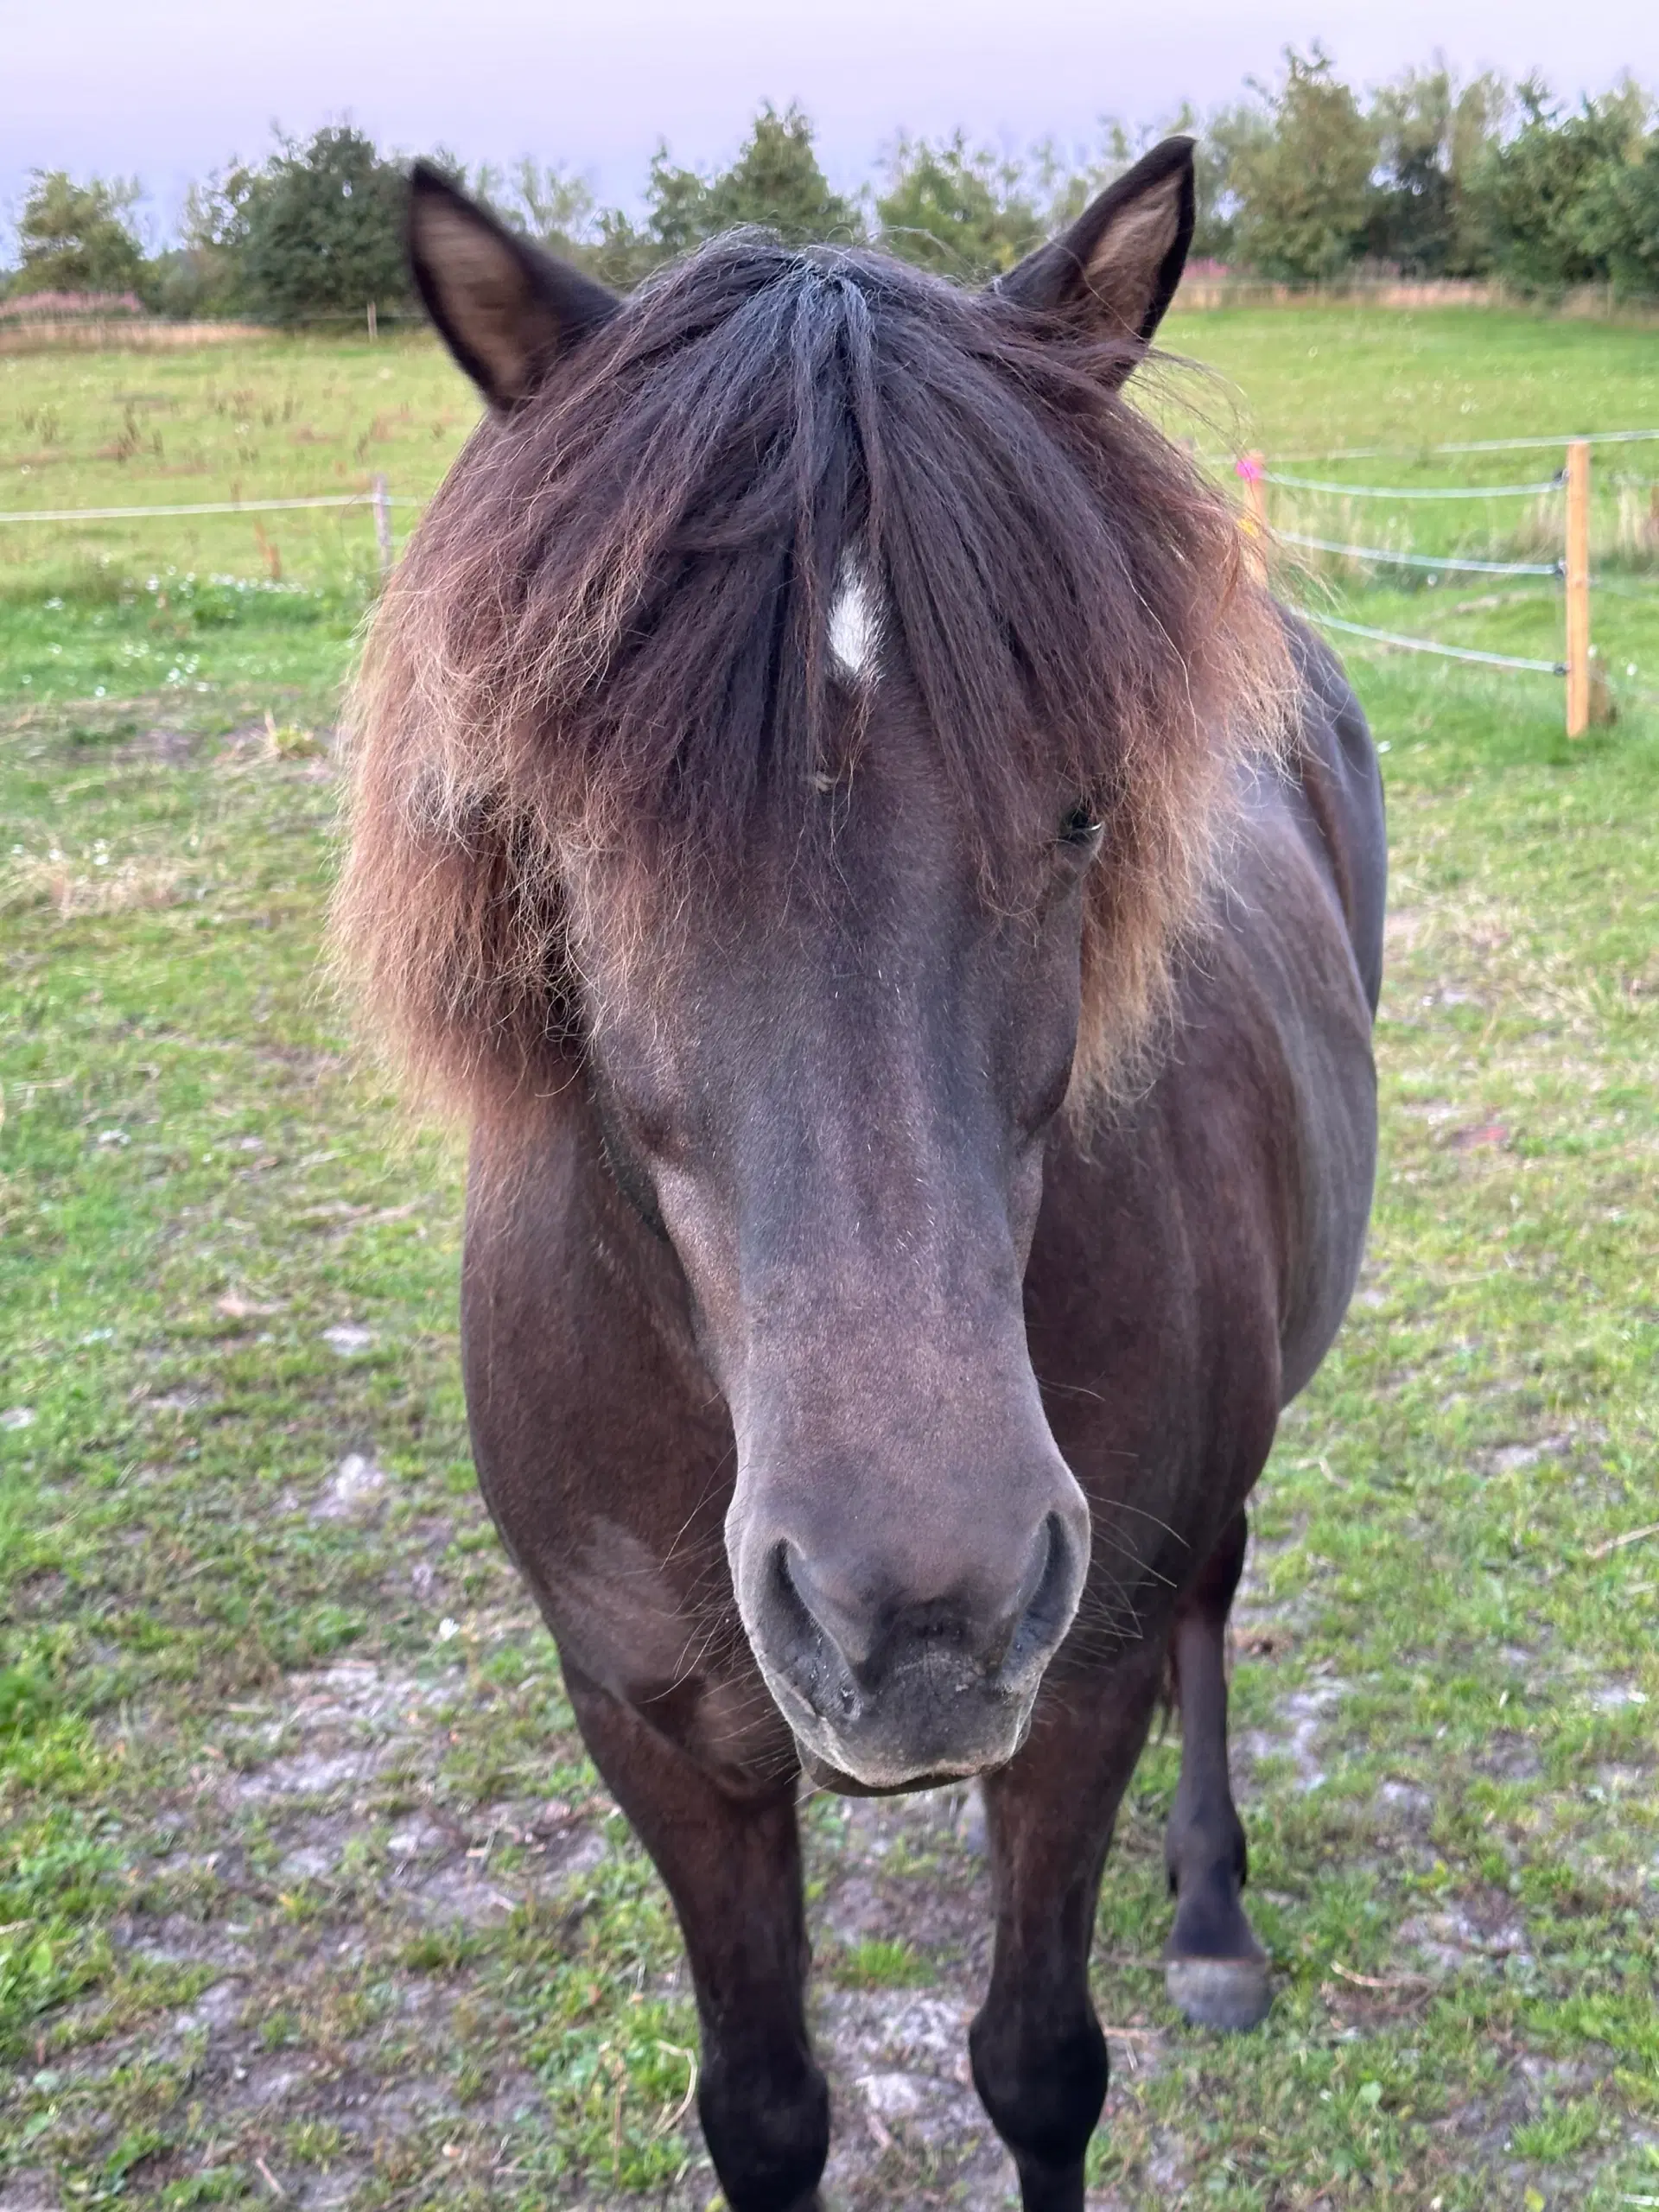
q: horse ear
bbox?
[407,161,620,412]
[997,137,1195,372]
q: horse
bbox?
[334,136,1385,2212]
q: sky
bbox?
[1,0,1650,246]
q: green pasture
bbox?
[2,307,1656,715]
[1167,303,1659,457]
[2,307,1656,2209]
[0,335,465,595]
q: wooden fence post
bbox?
[366,301,378,342]
[372,474,393,579]
[1566,437,1618,734]
[1565,439,1591,738]
[1236,451,1269,579]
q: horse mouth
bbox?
[797,1746,990,1797]
[777,1679,1036,1795]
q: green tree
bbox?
[636,146,722,260]
[1367,66,1509,274]
[874,125,1161,282]
[501,158,598,260]
[590,104,861,286]
[1227,49,1379,282]
[1202,104,1270,266]
[701,104,861,243]
[1578,131,1659,296]
[143,162,259,317]
[582,208,659,291]
[876,135,1046,278]
[1470,79,1654,294]
[239,125,409,325]
[10,170,147,297]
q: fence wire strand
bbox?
[0,493,379,525]
[1275,530,1561,576]
[0,468,1643,702]
[1281,425,1659,463]
[1265,470,1563,500]
[1306,610,1567,673]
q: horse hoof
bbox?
[1164,1955,1272,2031]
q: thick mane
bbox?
[336,237,1290,1114]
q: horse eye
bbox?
[1059,804,1103,848]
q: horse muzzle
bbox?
[741,1508,1088,1790]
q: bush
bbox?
[239,126,410,326]
[875,136,1046,279]
[588,104,863,288]
[1224,50,1377,283]
[1471,80,1657,296]
[8,172,147,299]
[32,69,1659,321]
[1366,67,1510,276]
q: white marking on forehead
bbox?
[828,556,880,684]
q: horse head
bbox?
[342,142,1284,1789]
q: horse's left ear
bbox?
[407,161,620,412]
[997,137,1195,372]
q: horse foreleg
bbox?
[563,1666,829,2212]
[1162,1506,1271,2029]
[969,1649,1164,2212]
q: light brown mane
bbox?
[334,236,1290,1117]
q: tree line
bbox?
[5,51,1658,324]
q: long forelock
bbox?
[335,235,1293,1118]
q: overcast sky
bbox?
[2,0,1649,245]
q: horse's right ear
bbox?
[407,162,620,412]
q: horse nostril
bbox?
[776,1542,876,1669]
[1001,1513,1083,1677]
[766,1543,861,1718]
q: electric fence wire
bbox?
[1275,531,1561,576]
[1305,610,1567,675]
[1264,470,1564,500]
[0,493,382,524]
[1281,425,1659,463]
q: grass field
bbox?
[2,305,1657,2212]
[2,307,1655,715]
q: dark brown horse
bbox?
[336,137,1384,2212]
